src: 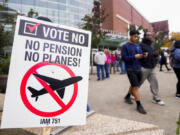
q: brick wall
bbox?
[102,0,154,36]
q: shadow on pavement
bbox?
[0,129,36,135]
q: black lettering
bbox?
[24,51,39,62]
[55,55,60,64]
[43,43,49,51]
[70,47,76,56]
[76,48,82,57]
[42,53,49,62]
[55,44,61,54]
[25,40,33,49]
[25,51,32,61]
[40,118,51,125]
[25,40,40,50]
[62,46,67,55]
[73,57,78,67]
[50,43,55,53]
[32,52,39,62]
[61,56,67,65]
[67,57,72,66]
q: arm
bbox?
[121,46,135,62]
[174,49,180,62]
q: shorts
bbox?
[127,70,142,87]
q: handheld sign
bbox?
[1,16,91,128]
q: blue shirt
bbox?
[121,42,142,71]
[173,48,180,68]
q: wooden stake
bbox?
[42,127,51,135]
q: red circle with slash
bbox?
[20,62,78,117]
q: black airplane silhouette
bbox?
[28,73,82,101]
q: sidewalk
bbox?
[88,68,180,135]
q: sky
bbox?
[128,0,180,33]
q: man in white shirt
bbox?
[94,47,107,80]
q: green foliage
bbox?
[27,8,38,18]
[152,31,167,50]
[0,56,10,74]
[81,1,107,48]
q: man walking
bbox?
[94,47,107,81]
[140,32,165,105]
[122,30,147,114]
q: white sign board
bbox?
[1,16,91,128]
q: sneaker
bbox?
[124,97,133,104]
[152,98,165,106]
[137,104,147,114]
[176,94,180,99]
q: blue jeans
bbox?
[96,64,105,80]
[105,63,110,78]
[115,60,120,71]
[121,61,126,74]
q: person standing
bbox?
[115,50,120,72]
[172,40,180,98]
[94,47,106,81]
[104,49,110,78]
[140,32,165,105]
[110,52,116,74]
[122,30,147,114]
[119,48,126,74]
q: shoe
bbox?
[168,69,171,71]
[97,79,100,81]
[176,94,180,99]
[159,70,163,72]
[152,98,165,106]
[137,104,147,114]
[124,97,133,104]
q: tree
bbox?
[81,1,108,74]
[152,31,167,50]
[27,8,38,18]
[81,1,108,48]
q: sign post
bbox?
[1,16,91,129]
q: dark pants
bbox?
[173,68,180,94]
[105,63,110,78]
[160,63,170,71]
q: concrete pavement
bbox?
[88,67,180,135]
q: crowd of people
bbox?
[94,47,126,81]
[94,30,180,115]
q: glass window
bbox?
[48,1,58,9]
[21,0,35,6]
[69,7,78,13]
[8,3,21,13]
[22,6,33,15]
[68,0,79,7]
[35,0,47,8]
[58,0,66,4]
[8,0,21,4]
[58,3,66,11]
[35,7,48,16]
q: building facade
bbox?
[102,0,154,36]
[0,0,94,27]
[151,20,169,34]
